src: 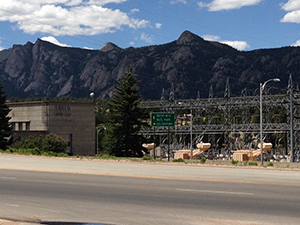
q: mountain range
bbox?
[0,30,299,100]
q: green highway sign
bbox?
[151,112,175,127]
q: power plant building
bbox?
[7,101,95,156]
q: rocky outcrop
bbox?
[0,31,299,100]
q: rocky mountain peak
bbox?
[176,30,205,45]
[100,42,121,52]
[0,31,298,100]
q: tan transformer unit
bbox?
[233,142,273,161]
[174,142,211,159]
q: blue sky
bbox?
[0,0,300,51]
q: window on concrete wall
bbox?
[26,122,30,131]
[18,122,23,131]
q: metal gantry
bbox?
[140,82,300,161]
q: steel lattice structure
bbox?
[139,92,300,159]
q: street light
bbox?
[90,92,95,103]
[260,78,280,165]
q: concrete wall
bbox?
[8,102,48,131]
[48,102,95,156]
[8,101,95,156]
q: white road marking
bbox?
[177,188,254,196]
[0,177,16,180]
[45,209,61,213]
[5,204,20,207]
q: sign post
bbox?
[150,113,175,161]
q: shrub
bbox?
[41,135,68,153]
[57,152,69,157]
[248,162,258,166]
[12,135,68,153]
[42,151,57,157]
[200,157,206,164]
[31,147,41,155]
[142,156,153,161]
[4,147,69,158]
[172,158,186,163]
[243,160,249,166]
[267,162,273,167]
[231,159,239,165]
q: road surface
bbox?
[0,154,300,225]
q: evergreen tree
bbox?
[0,82,12,150]
[103,67,148,157]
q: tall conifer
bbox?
[0,82,12,150]
[103,67,147,157]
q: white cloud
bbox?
[130,8,139,14]
[170,0,187,4]
[292,40,300,46]
[280,0,300,23]
[87,0,127,6]
[202,34,250,50]
[8,0,127,6]
[129,18,150,29]
[202,35,221,41]
[281,0,300,11]
[41,36,71,47]
[221,40,250,51]
[129,41,134,45]
[83,46,94,50]
[65,0,83,6]
[281,10,300,23]
[198,0,262,11]
[0,0,150,36]
[141,33,154,43]
[155,23,162,29]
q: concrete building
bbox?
[8,101,95,156]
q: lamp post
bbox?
[190,108,193,160]
[90,92,95,103]
[260,78,280,166]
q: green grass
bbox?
[231,159,239,165]
[142,155,153,161]
[172,158,186,163]
[200,157,207,164]
[3,147,69,157]
[97,154,117,160]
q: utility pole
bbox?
[289,74,294,162]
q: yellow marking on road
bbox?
[1,167,300,187]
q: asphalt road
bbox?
[1,154,300,225]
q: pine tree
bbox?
[0,82,12,150]
[103,67,148,157]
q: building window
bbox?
[26,122,30,131]
[18,122,23,131]
[11,123,15,131]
